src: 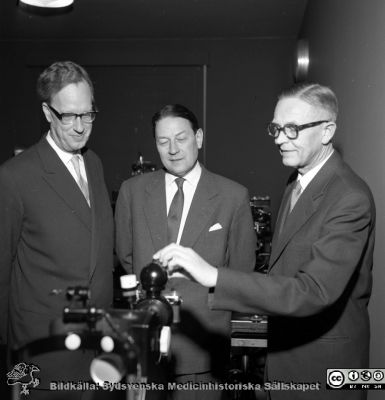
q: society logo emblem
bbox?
[6,363,40,396]
[327,370,345,388]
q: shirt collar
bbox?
[165,161,202,188]
[46,132,81,165]
[297,150,334,190]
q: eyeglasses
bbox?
[47,104,97,125]
[267,120,330,140]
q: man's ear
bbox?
[321,122,336,145]
[42,103,52,123]
[195,128,204,149]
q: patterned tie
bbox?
[167,177,185,243]
[289,180,302,212]
[278,180,302,236]
[70,155,90,206]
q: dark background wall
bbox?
[0,38,295,221]
[301,1,385,398]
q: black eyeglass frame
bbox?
[46,104,98,125]
[267,120,330,140]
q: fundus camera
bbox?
[45,261,180,386]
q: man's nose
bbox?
[73,116,85,134]
[168,140,179,154]
[274,129,288,146]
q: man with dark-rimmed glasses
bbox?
[154,83,376,400]
[0,61,113,399]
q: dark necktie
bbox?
[167,177,185,243]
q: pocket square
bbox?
[209,223,222,232]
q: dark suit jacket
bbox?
[212,152,375,400]
[0,138,114,388]
[115,166,256,375]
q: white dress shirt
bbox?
[46,132,89,186]
[297,150,334,190]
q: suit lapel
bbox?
[143,170,169,251]
[271,181,294,253]
[269,152,341,270]
[37,139,92,232]
[269,189,318,270]
[83,150,100,279]
[180,167,218,248]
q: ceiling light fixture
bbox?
[19,0,73,7]
[18,0,74,15]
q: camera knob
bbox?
[140,261,168,292]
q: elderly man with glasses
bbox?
[0,61,113,399]
[154,83,376,400]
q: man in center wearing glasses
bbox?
[154,83,375,400]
